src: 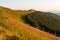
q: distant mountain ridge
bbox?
[51,11,60,15]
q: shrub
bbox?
[6,35,19,40]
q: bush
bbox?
[6,35,19,40]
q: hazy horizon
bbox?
[0,0,60,12]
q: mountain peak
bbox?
[28,9,36,12]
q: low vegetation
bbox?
[22,11,60,37]
[0,6,60,40]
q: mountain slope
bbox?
[1,16,60,40]
[22,11,60,37]
[0,6,60,40]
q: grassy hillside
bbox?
[0,6,60,40]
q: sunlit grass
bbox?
[0,6,59,40]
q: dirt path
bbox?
[5,17,60,40]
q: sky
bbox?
[0,0,60,12]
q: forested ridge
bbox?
[22,11,60,36]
